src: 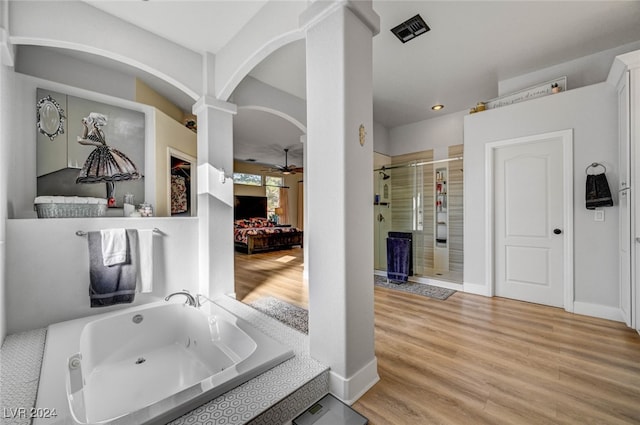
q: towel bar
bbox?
[76,228,161,237]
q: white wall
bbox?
[232,76,306,131]
[373,121,390,155]
[499,40,640,96]
[215,0,306,100]
[9,0,202,100]
[5,69,33,218]
[464,82,620,313]
[388,41,640,162]
[6,72,155,219]
[5,217,199,334]
[0,61,8,343]
[16,45,136,102]
[389,109,466,159]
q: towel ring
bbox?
[585,162,606,175]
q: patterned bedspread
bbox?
[234,226,301,244]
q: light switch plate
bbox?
[594,210,604,222]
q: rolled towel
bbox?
[34,196,54,204]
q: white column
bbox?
[193,95,237,299]
[301,0,380,404]
[300,134,309,283]
[0,0,15,67]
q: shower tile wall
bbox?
[448,144,464,273]
[391,150,434,275]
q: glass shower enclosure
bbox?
[374,151,463,283]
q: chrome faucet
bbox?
[165,290,200,307]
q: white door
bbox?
[618,71,632,327]
[494,136,566,307]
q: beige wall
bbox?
[134,79,197,217]
[135,79,185,123]
[154,110,197,216]
[233,161,303,228]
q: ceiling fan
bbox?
[264,148,303,175]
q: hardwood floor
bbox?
[234,247,308,308]
[234,248,640,424]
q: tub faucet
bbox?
[165,290,200,307]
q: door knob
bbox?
[553,228,562,235]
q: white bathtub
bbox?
[34,300,294,425]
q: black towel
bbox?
[386,237,411,283]
[87,229,138,307]
[388,231,413,276]
[586,173,613,209]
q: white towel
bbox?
[136,229,154,293]
[101,228,127,266]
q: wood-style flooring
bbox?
[234,248,640,425]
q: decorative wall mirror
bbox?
[36,95,66,140]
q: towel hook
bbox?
[585,162,606,175]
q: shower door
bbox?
[373,146,464,283]
[374,161,429,274]
[374,170,392,270]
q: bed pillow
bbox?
[249,217,273,228]
[234,219,251,228]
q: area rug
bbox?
[374,275,456,300]
[248,297,308,334]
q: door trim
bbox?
[485,129,574,311]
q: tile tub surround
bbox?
[0,297,329,425]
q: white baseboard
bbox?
[408,276,463,291]
[329,357,379,405]
[573,301,624,322]
[463,281,491,296]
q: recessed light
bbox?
[432,104,444,111]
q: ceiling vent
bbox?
[391,14,430,43]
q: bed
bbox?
[234,196,303,254]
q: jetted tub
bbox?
[34,300,294,425]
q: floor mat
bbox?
[374,275,456,300]
[248,297,308,334]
